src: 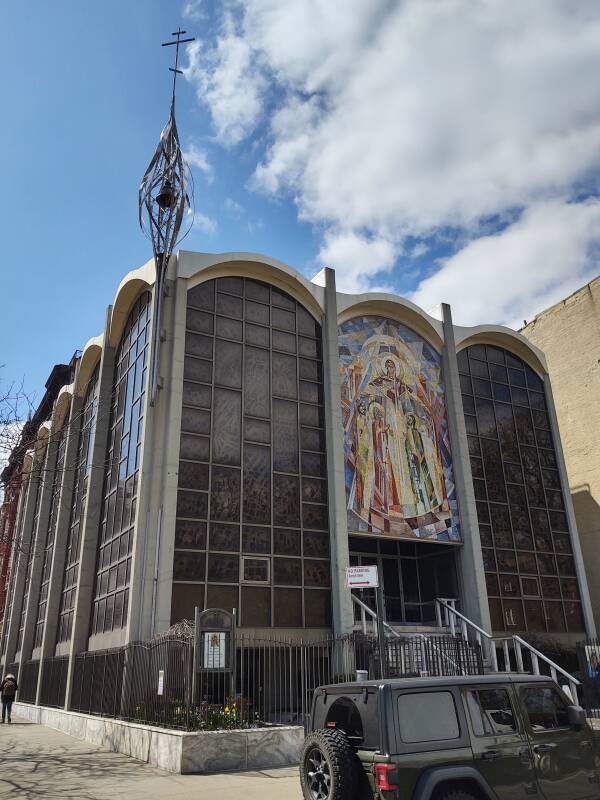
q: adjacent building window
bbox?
[91,291,151,636]
[57,365,99,644]
[458,344,583,633]
[171,277,331,628]
[34,421,68,649]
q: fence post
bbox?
[375,584,387,678]
[191,606,199,708]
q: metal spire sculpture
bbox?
[139,28,195,406]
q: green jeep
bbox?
[300,674,600,800]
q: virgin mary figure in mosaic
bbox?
[339,317,461,541]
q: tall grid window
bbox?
[91,291,150,636]
[458,344,583,633]
[16,455,45,653]
[57,366,99,643]
[34,422,68,648]
[171,277,331,628]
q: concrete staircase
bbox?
[351,594,582,703]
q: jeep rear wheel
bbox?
[300,729,357,800]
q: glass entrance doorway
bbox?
[349,536,459,625]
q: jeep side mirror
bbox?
[567,704,586,730]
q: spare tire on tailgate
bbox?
[300,728,358,800]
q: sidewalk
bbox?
[0,716,302,800]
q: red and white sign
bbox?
[346,565,379,588]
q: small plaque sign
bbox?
[203,631,227,669]
[346,565,379,588]
[157,669,164,696]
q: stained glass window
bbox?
[172,278,331,627]
[459,345,583,633]
[57,365,99,643]
[16,451,46,653]
[34,421,68,649]
[90,292,151,636]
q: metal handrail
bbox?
[436,598,491,640]
[435,599,580,703]
[351,593,403,638]
[352,594,466,675]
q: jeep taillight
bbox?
[374,763,398,791]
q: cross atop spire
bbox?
[161,27,195,110]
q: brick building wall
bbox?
[522,276,600,629]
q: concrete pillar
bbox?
[2,469,40,670]
[64,308,115,709]
[35,393,83,704]
[322,268,354,635]
[17,435,60,680]
[0,474,30,664]
[126,273,173,642]
[544,379,597,638]
[441,303,492,633]
[129,270,185,641]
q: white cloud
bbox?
[182,0,205,21]
[410,198,600,327]
[183,20,267,147]
[224,197,244,217]
[183,142,213,182]
[184,0,600,317]
[319,231,398,294]
[193,211,218,235]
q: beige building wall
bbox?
[522,276,600,631]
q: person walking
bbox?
[1,672,18,723]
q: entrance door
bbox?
[519,684,597,799]
[381,558,403,623]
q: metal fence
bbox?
[19,660,40,704]
[39,656,69,708]
[68,631,483,732]
[576,638,600,718]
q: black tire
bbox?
[299,728,358,800]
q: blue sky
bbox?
[3,0,600,401]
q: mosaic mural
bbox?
[339,316,460,542]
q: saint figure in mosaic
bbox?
[339,316,461,542]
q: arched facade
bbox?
[2,249,594,710]
[458,341,583,633]
[90,290,151,637]
[338,311,460,625]
[171,275,331,628]
[15,429,49,654]
[34,403,71,650]
[56,364,100,644]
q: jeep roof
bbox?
[315,672,554,693]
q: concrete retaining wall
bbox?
[13,702,304,773]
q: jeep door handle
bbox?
[482,750,501,760]
[580,740,593,750]
[533,744,555,754]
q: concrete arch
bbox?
[179,251,325,322]
[53,385,73,431]
[108,258,156,348]
[33,422,51,462]
[455,325,547,376]
[337,296,444,353]
[76,335,103,398]
[21,450,34,478]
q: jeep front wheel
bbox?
[299,729,357,800]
